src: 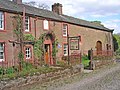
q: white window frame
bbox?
[0,12,4,30]
[43,19,49,30]
[25,47,31,59]
[63,24,67,36]
[25,16,30,32]
[63,44,68,56]
[0,43,4,62]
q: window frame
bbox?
[63,44,68,56]
[25,16,30,32]
[0,11,4,30]
[63,24,68,36]
[43,19,49,30]
[0,43,5,62]
[25,47,31,59]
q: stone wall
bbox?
[91,59,116,70]
[0,65,83,90]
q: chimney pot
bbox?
[52,3,62,15]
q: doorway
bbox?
[44,44,50,65]
[96,41,102,55]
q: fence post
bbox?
[90,48,94,70]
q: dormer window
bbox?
[63,24,68,36]
[25,16,29,32]
[43,20,49,30]
[0,12,4,30]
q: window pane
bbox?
[25,16,29,31]
[64,44,68,56]
[0,43,3,50]
[43,20,49,30]
[0,12,4,29]
[63,24,67,36]
[0,43,4,60]
[0,56,3,59]
[25,47,31,59]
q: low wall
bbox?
[0,64,83,90]
[91,59,115,70]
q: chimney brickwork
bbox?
[13,0,22,4]
[52,3,62,15]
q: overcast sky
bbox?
[23,0,120,34]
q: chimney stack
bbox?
[13,0,22,4]
[52,3,62,15]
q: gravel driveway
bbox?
[27,62,120,90]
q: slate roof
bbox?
[0,0,113,32]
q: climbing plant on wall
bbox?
[52,39,58,60]
[13,15,24,71]
[33,34,46,65]
[13,14,58,66]
[23,34,35,41]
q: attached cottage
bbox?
[0,0,114,66]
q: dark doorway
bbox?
[96,41,102,55]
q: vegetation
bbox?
[34,34,45,65]
[113,34,120,59]
[24,1,49,10]
[0,62,57,80]
[91,21,104,26]
[13,15,24,71]
[24,34,35,41]
[52,39,58,61]
[82,55,90,68]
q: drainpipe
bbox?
[34,19,37,39]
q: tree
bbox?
[91,21,104,26]
[24,1,49,10]
[113,34,120,55]
[113,36,119,52]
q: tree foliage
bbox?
[113,34,120,54]
[24,1,49,10]
[91,21,104,26]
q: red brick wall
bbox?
[0,11,113,66]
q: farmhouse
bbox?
[0,0,114,66]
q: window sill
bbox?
[0,30,6,32]
[24,31,32,34]
[0,60,5,62]
[26,58,31,60]
[63,36,67,38]
[43,29,49,31]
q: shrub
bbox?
[82,55,90,68]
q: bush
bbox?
[82,55,89,60]
[57,60,67,66]
[82,55,90,68]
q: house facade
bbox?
[0,0,114,66]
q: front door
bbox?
[45,44,50,65]
[96,41,102,55]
